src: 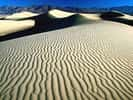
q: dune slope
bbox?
[0,10,132,40]
[5,11,39,20]
[100,11,133,26]
[49,9,75,18]
[0,12,96,41]
[0,21,133,100]
[0,20,35,36]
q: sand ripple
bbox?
[0,21,133,100]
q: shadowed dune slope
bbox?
[0,15,6,20]
[0,10,132,42]
[101,17,133,26]
[0,12,96,41]
[100,11,133,26]
[0,21,133,100]
[100,11,124,18]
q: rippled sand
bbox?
[0,21,133,100]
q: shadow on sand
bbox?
[100,12,133,26]
[0,12,92,42]
[0,11,132,42]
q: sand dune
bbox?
[119,14,133,20]
[0,15,6,19]
[0,11,37,37]
[0,20,133,100]
[81,13,101,20]
[5,11,39,20]
[100,11,133,26]
[0,11,96,41]
[100,11,124,18]
[49,9,101,20]
[0,9,132,39]
[0,20,35,36]
[49,9,132,21]
[49,9,75,18]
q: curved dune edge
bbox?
[5,11,39,20]
[49,9,133,21]
[81,13,101,20]
[0,20,35,36]
[49,9,101,20]
[0,21,133,100]
[0,15,6,19]
[119,14,133,20]
[99,11,133,20]
[0,10,132,38]
[49,9,75,18]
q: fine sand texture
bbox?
[0,20,133,100]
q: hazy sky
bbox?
[0,0,133,7]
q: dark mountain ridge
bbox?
[0,5,132,15]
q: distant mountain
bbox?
[57,6,133,15]
[0,5,50,15]
[110,6,133,15]
[0,5,132,15]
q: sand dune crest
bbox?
[49,9,75,18]
[5,11,39,20]
[0,20,35,36]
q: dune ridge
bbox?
[0,9,133,39]
[0,10,97,41]
[5,11,39,20]
[49,9,75,18]
[0,21,133,100]
[0,20,35,36]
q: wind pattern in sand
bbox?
[0,21,133,100]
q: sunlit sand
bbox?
[119,14,133,20]
[81,13,101,20]
[0,20,35,36]
[49,9,75,18]
[0,10,133,100]
[5,11,39,20]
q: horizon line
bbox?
[0,4,132,8]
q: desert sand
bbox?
[0,9,133,100]
[0,20,35,36]
[49,9,75,18]
[81,13,101,20]
[0,10,132,38]
[0,11,38,36]
[0,15,6,19]
[50,9,101,20]
[119,14,133,20]
[5,11,39,20]
[0,18,133,100]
